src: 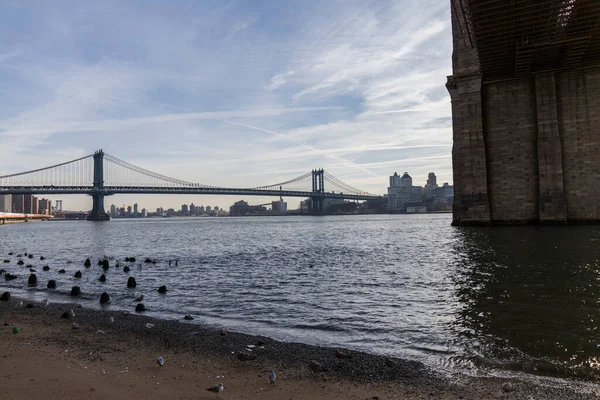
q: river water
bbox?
[1,214,600,382]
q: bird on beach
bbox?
[206,383,224,398]
[70,309,76,318]
[42,298,49,307]
[269,369,276,384]
[157,356,165,367]
[134,295,144,302]
[109,316,114,323]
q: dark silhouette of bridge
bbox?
[0,150,380,220]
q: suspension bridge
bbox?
[0,150,381,220]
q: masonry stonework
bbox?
[449,2,600,225]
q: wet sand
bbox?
[0,298,598,400]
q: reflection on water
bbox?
[451,227,600,381]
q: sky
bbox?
[0,0,453,211]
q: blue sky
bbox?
[0,0,453,211]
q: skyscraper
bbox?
[12,195,24,213]
[426,173,437,188]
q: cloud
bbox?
[268,71,295,91]
[0,0,453,211]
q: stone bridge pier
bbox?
[448,0,600,225]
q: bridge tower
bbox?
[87,149,110,221]
[310,169,325,214]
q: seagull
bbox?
[206,383,224,398]
[269,369,276,384]
[157,356,165,367]
[42,299,49,307]
[134,295,144,302]
[109,316,114,323]
[70,309,76,318]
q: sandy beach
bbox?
[1,297,598,400]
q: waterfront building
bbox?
[230,200,266,216]
[110,204,117,218]
[133,203,139,216]
[11,195,24,213]
[181,204,189,215]
[271,200,287,214]
[55,200,63,212]
[0,195,12,213]
[387,172,422,212]
[38,198,52,215]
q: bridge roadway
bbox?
[0,186,380,201]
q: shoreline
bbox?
[1,297,598,399]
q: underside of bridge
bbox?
[448,0,600,225]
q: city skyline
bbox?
[0,1,453,211]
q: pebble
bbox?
[309,360,326,372]
[237,352,257,361]
[502,382,516,393]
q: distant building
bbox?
[387,172,422,212]
[190,203,196,215]
[38,198,52,215]
[424,181,454,212]
[206,206,212,212]
[389,172,413,188]
[181,204,189,215]
[110,204,117,218]
[141,208,147,217]
[0,195,12,213]
[55,200,63,212]
[133,203,139,216]
[127,205,133,216]
[271,200,287,214]
[230,200,266,216]
[12,195,24,213]
[424,172,438,198]
[406,204,427,213]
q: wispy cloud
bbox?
[0,0,453,210]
